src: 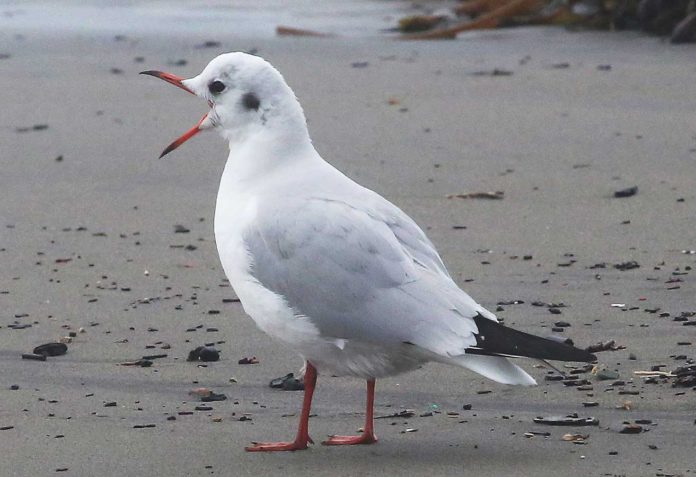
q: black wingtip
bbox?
[472,314,597,363]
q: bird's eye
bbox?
[208,80,226,94]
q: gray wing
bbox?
[243,195,490,357]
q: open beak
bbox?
[140,70,211,158]
[140,70,195,95]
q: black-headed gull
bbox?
[142,53,595,452]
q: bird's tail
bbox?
[469,314,597,363]
[435,314,596,386]
[441,353,538,385]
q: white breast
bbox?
[213,163,322,351]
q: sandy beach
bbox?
[1,6,695,477]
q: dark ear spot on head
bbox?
[242,92,260,111]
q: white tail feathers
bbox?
[443,354,537,386]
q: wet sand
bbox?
[1,24,695,477]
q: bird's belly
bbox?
[213,190,427,379]
[216,226,426,378]
[301,340,427,378]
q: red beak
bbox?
[140,70,195,95]
[158,113,209,159]
[140,70,207,158]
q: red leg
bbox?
[322,378,378,446]
[246,362,318,452]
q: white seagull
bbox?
[142,53,595,452]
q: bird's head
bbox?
[142,52,307,158]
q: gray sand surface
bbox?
[1,25,695,477]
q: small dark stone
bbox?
[613,261,640,271]
[196,40,221,48]
[281,376,304,391]
[187,347,202,361]
[270,373,294,389]
[619,424,643,434]
[614,186,638,198]
[22,353,46,361]
[195,405,213,411]
[549,308,562,315]
[188,346,220,362]
[471,68,513,76]
[33,342,68,357]
[238,356,259,365]
[104,401,117,407]
[351,61,369,68]
[199,347,220,362]
[533,415,599,426]
[462,403,473,410]
[201,392,227,402]
[174,224,190,233]
[10,384,19,390]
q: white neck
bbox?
[220,125,320,191]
